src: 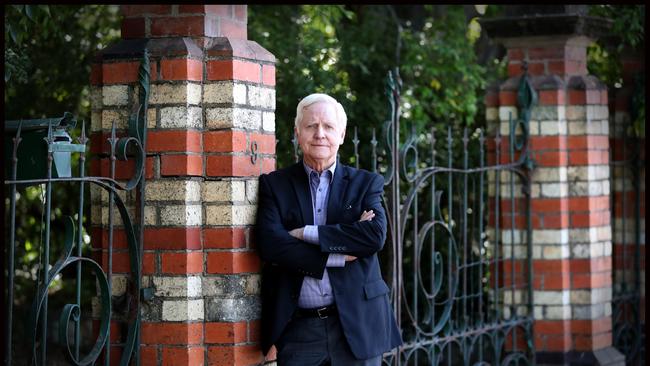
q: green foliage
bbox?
[399,6,486,130]
[587,42,622,87]
[4,5,121,120]
[4,5,50,83]
[249,5,502,168]
[5,48,31,84]
[586,5,645,87]
[590,5,645,50]
[587,5,645,137]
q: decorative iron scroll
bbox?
[373,66,537,365]
[4,49,149,366]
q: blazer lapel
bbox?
[289,162,314,226]
[327,163,349,224]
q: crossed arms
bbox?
[256,173,387,279]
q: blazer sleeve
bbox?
[317,173,387,257]
[255,173,329,279]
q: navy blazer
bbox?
[256,161,402,360]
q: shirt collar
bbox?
[303,159,336,183]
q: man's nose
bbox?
[314,125,325,137]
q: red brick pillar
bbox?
[483,10,624,365]
[90,5,275,366]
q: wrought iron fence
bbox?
[4,51,150,366]
[284,68,537,365]
[610,74,645,365]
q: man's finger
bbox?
[288,228,302,239]
[359,210,375,221]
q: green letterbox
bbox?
[4,113,86,181]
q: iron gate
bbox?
[610,72,645,366]
[4,51,150,365]
[287,68,537,365]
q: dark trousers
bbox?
[275,313,383,366]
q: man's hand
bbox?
[345,210,376,262]
[359,210,375,222]
[288,227,304,240]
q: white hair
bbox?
[294,93,347,129]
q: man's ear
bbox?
[339,128,346,145]
[294,126,299,139]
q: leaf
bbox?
[430,79,441,90]
[342,8,355,20]
[466,17,481,44]
[25,5,34,21]
[8,24,18,43]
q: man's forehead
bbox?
[302,102,338,121]
[304,101,336,113]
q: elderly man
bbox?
[256,93,402,365]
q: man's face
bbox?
[295,101,345,167]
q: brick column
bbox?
[483,9,624,365]
[90,5,275,366]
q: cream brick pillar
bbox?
[91,5,275,366]
[483,6,624,365]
